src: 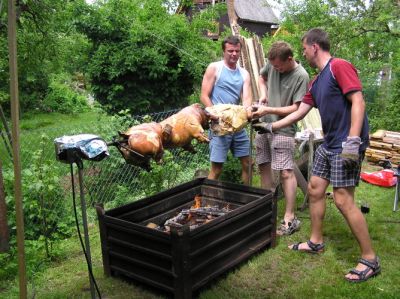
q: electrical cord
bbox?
[70,163,102,299]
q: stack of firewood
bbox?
[366,130,400,165]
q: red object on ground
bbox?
[360,169,397,187]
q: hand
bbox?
[251,105,269,119]
[251,120,273,134]
[258,97,268,105]
[204,108,219,121]
[340,136,361,169]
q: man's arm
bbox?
[241,70,252,109]
[271,102,312,130]
[340,91,366,168]
[346,91,365,137]
[200,63,217,108]
[251,102,312,133]
[258,74,268,104]
[252,102,300,118]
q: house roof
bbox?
[234,0,279,24]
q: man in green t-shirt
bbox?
[253,41,309,235]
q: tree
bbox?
[76,0,219,114]
[0,0,91,114]
[271,0,400,131]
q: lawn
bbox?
[1,162,399,299]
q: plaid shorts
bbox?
[312,145,365,187]
[255,133,295,170]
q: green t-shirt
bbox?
[260,62,309,136]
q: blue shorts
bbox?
[312,145,365,188]
[209,129,250,163]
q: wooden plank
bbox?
[366,147,392,156]
[371,130,386,139]
[385,131,400,138]
[369,140,393,149]
[382,137,400,145]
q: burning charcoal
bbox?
[146,222,158,229]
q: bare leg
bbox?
[288,175,329,249]
[239,156,250,185]
[258,162,273,189]
[208,162,223,180]
[333,187,376,280]
[280,169,297,222]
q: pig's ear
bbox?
[162,124,173,143]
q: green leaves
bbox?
[274,0,400,131]
[79,0,218,114]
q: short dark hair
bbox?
[222,36,242,51]
[267,41,294,61]
[302,28,330,52]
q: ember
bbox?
[154,195,232,232]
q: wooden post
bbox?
[0,159,10,252]
[300,133,314,211]
[8,0,27,297]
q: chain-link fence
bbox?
[0,109,215,253]
[1,108,212,204]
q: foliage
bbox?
[0,0,91,114]
[3,135,74,244]
[139,150,182,196]
[219,153,243,184]
[75,0,220,114]
[271,0,400,131]
[42,73,89,114]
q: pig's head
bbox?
[191,103,210,130]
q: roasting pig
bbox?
[111,122,164,170]
[160,103,210,153]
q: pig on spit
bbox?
[111,122,164,171]
[160,103,210,153]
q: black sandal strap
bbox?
[358,258,379,270]
[307,240,325,252]
[292,242,301,250]
[349,269,362,276]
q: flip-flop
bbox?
[289,240,325,254]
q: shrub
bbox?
[42,73,89,114]
[219,153,243,184]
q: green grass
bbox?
[1,167,399,299]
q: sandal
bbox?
[290,240,325,254]
[345,256,381,283]
[277,217,301,236]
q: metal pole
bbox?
[8,0,27,297]
[76,161,96,299]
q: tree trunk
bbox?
[0,159,10,252]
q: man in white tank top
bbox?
[200,36,252,184]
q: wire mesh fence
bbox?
[1,108,212,205]
[0,108,214,253]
